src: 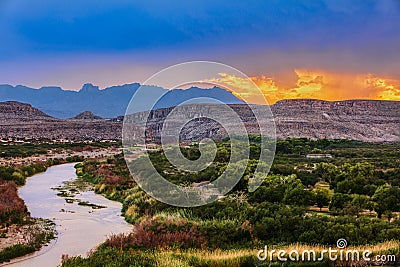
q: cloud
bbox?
[207,70,400,104]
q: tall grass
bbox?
[62,241,400,267]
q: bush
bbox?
[0,244,35,263]
[198,219,252,249]
[107,216,205,250]
[0,180,27,224]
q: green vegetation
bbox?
[0,141,120,158]
[0,219,55,264]
[62,138,400,266]
[61,246,337,267]
[61,242,400,267]
[77,201,106,209]
[0,244,36,263]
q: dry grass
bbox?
[148,241,400,266]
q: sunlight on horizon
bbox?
[206,70,400,104]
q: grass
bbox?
[62,241,400,267]
[0,244,36,263]
[164,240,400,262]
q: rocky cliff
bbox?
[0,100,399,142]
[271,99,399,142]
[123,99,399,143]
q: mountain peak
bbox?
[0,83,245,118]
[80,83,100,93]
[70,111,103,120]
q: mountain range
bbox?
[0,83,244,118]
[0,99,399,142]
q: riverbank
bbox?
[0,218,55,264]
[0,159,83,264]
[2,163,131,267]
[0,143,123,264]
[0,143,121,167]
[0,219,54,251]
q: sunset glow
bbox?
[208,71,400,104]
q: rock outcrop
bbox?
[69,111,103,121]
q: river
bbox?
[5,163,132,267]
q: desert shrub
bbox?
[198,219,253,249]
[106,215,205,250]
[0,244,35,263]
[0,180,27,224]
[61,247,157,267]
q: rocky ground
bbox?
[0,218,55,251]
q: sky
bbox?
[0,0,399,103]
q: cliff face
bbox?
[126,99,400,142]
[271,99,400,142]
[0,100,399,142]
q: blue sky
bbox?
[0,0,399,99]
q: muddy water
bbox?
[7,163,132,267]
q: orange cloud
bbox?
[207,70,400,104]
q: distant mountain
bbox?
[70,111,103,120]
[0,83,245,119]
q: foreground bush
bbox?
[0,180,26,224]
[0,244,35,263]
[106,215,205,250]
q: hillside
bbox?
[69,111,104,121]
[0,101,58,122]
[0,102,120,141]
[124,99,400,143]
[272,99,400,141]
[0,100,399,142]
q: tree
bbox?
[343,194,369,217]
[372,185,400,219]
[333,162,375,194]
[329,193,352,211]
[283,180,314,206]
[314,188,331,211]
[314,163,337,184]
